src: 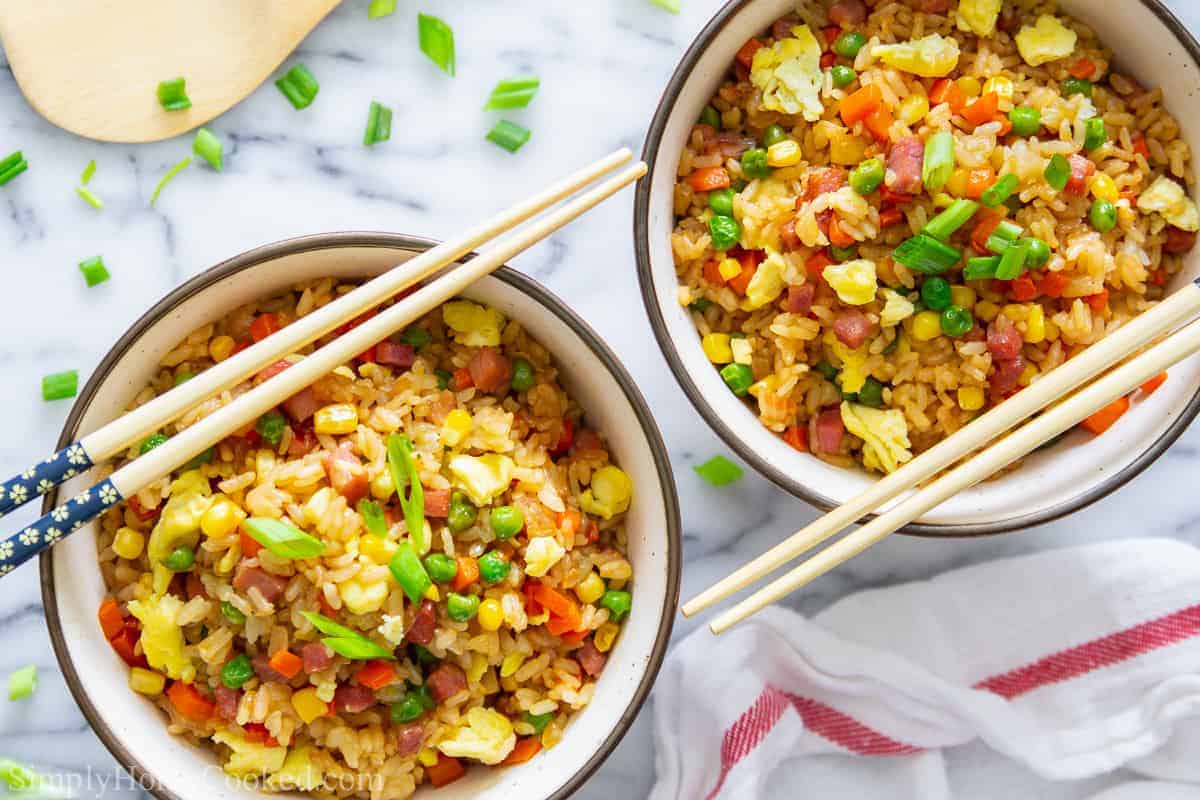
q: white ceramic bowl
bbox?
[41,233,681,799]
[636,0,1200,534]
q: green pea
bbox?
[940,305,974,338]
[830,65,857,88]
[600,590,632,621]
[708,215,741,251]
[857,377,885,408]
[435,369,452,390]
[399,327,432,349]
[689,298,713,313]
[221,654,254,689]
[390,693,426,723]
[699,105,722,131]
[720,363,754,396]
[829,243,857,262]
[920,276,952,311]
[446,593,480,622]
[256,410,288,447]
[183,447,213,471]
[1025,237,1051,268]
[1008,106,1041,137]
[174,371,193,386]
[490,505,524,540]
[1083,117,1107,152]
[814,361,839,381]
[1090,198,1117,233]
[833,31,867,59]
[447,492,478,533]
[849,157,885,195]
[477,551,511,584]
[761,124,788,148]
[740,148,771,179]
[510,358,535,392]
[524,710,555,734]
[139,433,169,454]
[423,553,458,583]
[708,187,736,217]
[164,546,195,572]
[220,601,246,626]
[1062,77,1092,99]
[409,645,439,668]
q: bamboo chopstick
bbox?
[0,148,634,523]
[0,157,647,578]
[682,279,1200,618]
[708,313,1200,634]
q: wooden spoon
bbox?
[0,0,341,143]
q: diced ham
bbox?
[282,387,319,423]
[404,600,438,646]
[376,341,416,368]
[214,685,241,721]
[813,408,844,454]
[706,132,757,158]
[301,642,334,674]
[805,167,847,200]
[255,359,294,384]
[423,489,450,519]
[779,218,802,251]
[428,391,457,425]
[466,347,513,393]
[828,0,867,26]
[252,653,290,684]
[426,663,468,703]
[1065,155,1095,196]
[185,573,208,599]
[322,444,368,504]
[397,723,426,756]
[833,310,872,349]
[288,424,317,457]
[885,137,925,196]
[574,428,604,455]
[986,324,1023,362]
[1165,226,1197,254]
[783,283,815,314]
[771,18,800,40]
[334,683,377,713]
[233,564,287,604]
[990,355,1026,397]
[576,639,607,677]
[997,3,1021,31]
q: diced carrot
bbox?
[964,167,996,199]
[559,628,587,646]
[1080,395,1130,435]
[426,754,466,788]
[929,78,966,113]
[703,259,726,285]
[557,508,582,539]
[828,216,856,248]
[268,650,303,680]
[879,185,914,205]
[1149,268,1167,287]
[167,681,215,721]
[1009,274,1039,302]
[1120,190,1139,205]
[522,580,544,616]
[1141,372,1168,395]
[1069,58,1097,79]
[355,659,398,690]
[231,338,252,357]
[687,166,731,193]
[126,495,160,521]
[879,206,905,228]
[1038,271,1070,298]
[452,556,479,591]
[971,211,1005,254]
[782,426,808,452]
[863,105,894,143]
[502,737,543,766]
[961,92,1000,127]
[804,251,834,282]
[820,52,837,69]
[98,598,124,640]
[997,117,1013,136]
[249,313,281,343]
[452,367,474,391]
[239,528,263,558]
[242,723,278,746]
[1084,289,1109,312]
[840,84,883,126]
[356,345,377,364]
[1132,134,1150,159]
[727,260,757,295]
[108,625,145,668]
[533,584,583,635]
[735,38,764,69]
[552,417,575,456]
[335,308,378,336]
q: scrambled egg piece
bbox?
[523,536,566,578]
[872,34,960,77]
[840,402,913,474]
[823,259,877,305]
[879,289,915,327]
[437,707,516,765]
[267,746,324,792]
[734,178,793,250]
[448,453,516,506]
[338,574,389,615]
[957,0,1002,38]
[742,249,787,310]
[212,729,287,777]
[147,470,212,567]
[750,24,824,121]
[377,614,407,646]
[442,300,505,347]
[1015,15,1077,67]
[731,337,754,365]
[829,337,870,394]
[579,466,633,520]
[127,593,193,681]
[1138,175,1200,232]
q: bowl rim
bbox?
[633,0,1200,537]
[39,231,683,800]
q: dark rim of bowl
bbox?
[39,231,682,800]
[635,0,1200,537]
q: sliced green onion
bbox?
[150,156,192,206]
[0,759,39,791]
[892,233,961,274]
[980,174,1020,208]
[1084,117,1107,152]
[0,151,28,186]
[386,434,426,551]
[693,455,743,486]
[648,0,682,11]
[418,13,455,76]
[483,76,540,110]
[368,0,397,17]
[699,105,721,130]
[358,498,388,538]
[363,100,393,146]
[7,665,36,701]
[156,77,191,111]
[389,542,432,604]
[963,255,1001,280]
[81,159,97,185]
[78,255,110,287]
[42,370,78,401]
[986,220,1024,255]
[193,127,223,171]
[301,611,395,660]
[995,238,1031,280]
[922,198,979,240]
[76,186,103,209]
[486,120,531,153]
[275,64,319,109]
[242,517,325,560]
[1044,153,1070,191]
[921,131,955,191]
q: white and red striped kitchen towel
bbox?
[650,539,1200,800]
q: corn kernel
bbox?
[950,286,977,310]
[208,335,236,362]
[1025,304,1046,343]
[593,623,620,654]
[201,496,245,539]
[440,408,473,447]
[975,300,1001,322]
[1019,362,1038,387]
[467,653,488,683]
[424,584,440,602]
[500,652,527,678]
[717,258,742,281]
[314,404,358,435]
[701,333,733,364]
[982,76,1014,100]
[112,526,146,560]
[912,310,943,342]
[292,687,329,723]
[945,169,969,198]
[830,133,868,165]
[1002,304,1027,323]
[418,748,439,767]
[898,93,930,125]
[478,598,504,631]
[957,386,986,411]
[957,76,982,98]
[128,667,166,696]
[932,192,955,208]
[766,139,802,167]
[1044,316,1060,341]
[360,535,398,565]
[1090,173,1119,203]
[574,572,605,605]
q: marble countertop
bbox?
[1,2,1199,798]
